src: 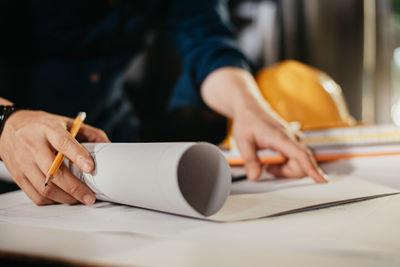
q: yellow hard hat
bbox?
[256,60,355,130]
[221,60,355,148]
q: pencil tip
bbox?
[44,174,53,187]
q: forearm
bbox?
[200,67,272,120]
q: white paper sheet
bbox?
[0,175,398,237]
[0,190,209,237]
[211,176,398,221]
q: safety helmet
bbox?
[256,60,355,130]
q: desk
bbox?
[1,155,400,266]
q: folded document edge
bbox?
[210,192,400,222]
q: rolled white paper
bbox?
[68,142,231,218]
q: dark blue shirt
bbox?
[0,0,250,141]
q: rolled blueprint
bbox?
[67,142,231,218]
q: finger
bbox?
[12,171,55,206]
[22,162,78,205]
[294,148,328,183]
[266,161,304,178]
[294,131,303,142]
[51,164,96,205]
[236,138,261,181]
[15,147,78,204]
[45,125,94,173]
[269,135,327,183]
[265,164,288,178]
[76,123,110,143]
[40,183,79,205]
[6,149,55,205]
[30,145,96,205]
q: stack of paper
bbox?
[224,124,400,166]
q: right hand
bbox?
[201,67,327,183]
[0,110,110,206]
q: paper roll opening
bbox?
[177,143,231,216]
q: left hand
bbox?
[201,67,327,183]
[0,109,110,206]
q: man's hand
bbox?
[201,67,327,183]
[0,110,110,205]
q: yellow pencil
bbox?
[44,112,86,187]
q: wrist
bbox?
[201,67,266,118]
[226,72,273,120]
[0,105,23,138]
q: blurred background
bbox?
[124,0,400,142]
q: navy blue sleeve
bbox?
[165,0,252,109]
